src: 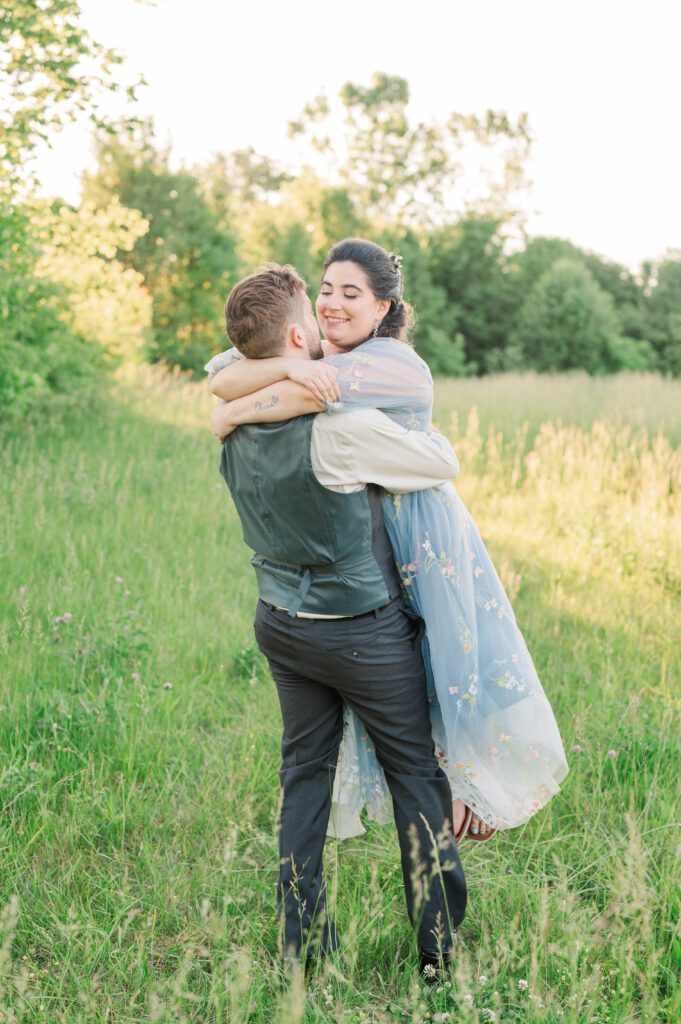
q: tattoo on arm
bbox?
[254,395,280,413]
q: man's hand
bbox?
[210,403,237,441]
[286,360,341,404]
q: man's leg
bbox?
[309,603,467,956]
[254,604,344,960]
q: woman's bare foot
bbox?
[452,798,469,838]
[469,812,490,837]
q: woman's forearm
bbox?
[210,357,290,401]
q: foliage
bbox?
[233,169,365,290]
[34,198,151,363]
[3,30,681,385]
[0,0,136,193]
[82,122,240,371]
[511,258,649,374]
[0,0,142,416]
[289,72,532,227]
[646,253,681,375]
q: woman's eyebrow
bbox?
[321,279,363,291]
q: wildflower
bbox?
[572,744,582,754]
[479,974,488,984]
[18,586,27,598]
[481,1010,496,1022]
[53,634,62,643]
[163,682,173,690]
[422,963,437,979]
[518,979,529,990]
[462,993,473,1006]
[131,672,140,681]
[124,590,131,597]
[53,612,73,624]
[607,749,618,758]
[115,576,124,584]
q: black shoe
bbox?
[418,945,452,984]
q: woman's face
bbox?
[316,261,391,351]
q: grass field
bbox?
[1,370,679,1023]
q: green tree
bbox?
[510,238,649,344]
[427,218,517,372]
[0,0,140,417]
[35,198,151,363]
[289,72,531,227]
[83,123,239,371]
[235,169,365,292]
[511,259,625,373]
[646,254,681,375]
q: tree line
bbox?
[2,3,680,421]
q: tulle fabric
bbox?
[205,340,568,838]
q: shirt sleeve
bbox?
[204,347,244,379]
[311,409,459,494]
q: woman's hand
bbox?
[210,403,237,441]
[286,360,341,405]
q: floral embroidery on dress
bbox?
[421,534,461,583]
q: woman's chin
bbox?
[323,330,366,350]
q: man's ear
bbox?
[287,322,306,351]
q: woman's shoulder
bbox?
[367,338,432,378]
[333,337,431,374]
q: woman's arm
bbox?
[209,339,437,440]
[210,380,325,440]
[210,354,340,405]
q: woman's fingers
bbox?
[288,362,341,402]
[303,368,340,403]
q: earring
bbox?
[372,322,379,338]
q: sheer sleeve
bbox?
[323,339,433,425]
[204,347,244,380]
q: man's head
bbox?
[225,263,322,360]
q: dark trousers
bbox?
[253,598,467,959]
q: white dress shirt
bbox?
[310,408,459,493]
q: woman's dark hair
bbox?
[323,237,415,343]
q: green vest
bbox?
[220,415,397,617]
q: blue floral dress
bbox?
[206,339,568,838]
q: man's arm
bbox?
[312,409,459,493]
[210,380,325,439]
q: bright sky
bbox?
[37,0,681,270]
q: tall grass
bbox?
[1,368,679,1022]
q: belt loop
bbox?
[288,569,312,617]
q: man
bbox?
[211,264,466,977]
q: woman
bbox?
[206,238,568,843]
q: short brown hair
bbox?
[224,263,308,358]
